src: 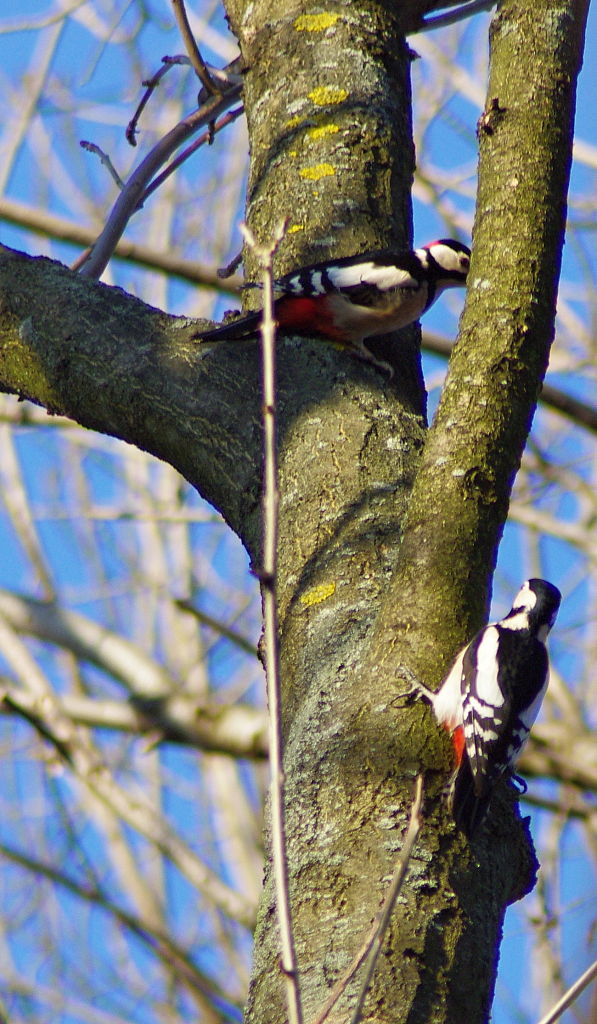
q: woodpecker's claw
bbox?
[392,668,435,705]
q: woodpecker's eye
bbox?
[460,256,470,270]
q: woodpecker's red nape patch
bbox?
[276,296,345,342]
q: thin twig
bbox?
[349,775,424,1024]
[80,141,125,189]
[171,0,222,95]
[311,776,424,1024]
[78,85,241,280]
[535,957,597,1024]
[218,250,244,279]
[418,0,496,32]
[174,598,258,657]
[137,105,244,207]
[126,59,186,146]
[241,219,302,1024]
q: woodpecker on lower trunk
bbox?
[402,579,561,837]
[195,239,470,371]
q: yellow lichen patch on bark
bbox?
[294,13,340,31]
[308,86,348,106]
[300,582,336,606]
[299,163,335,180]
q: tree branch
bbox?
[79,85,242,279]
[171,0,222,95]
[0,197,243,291]
[0,244,262,546]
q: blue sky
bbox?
[0,3,595,1022]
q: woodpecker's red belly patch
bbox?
[276,296,346,343]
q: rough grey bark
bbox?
[230,1,588,1023]
[0,1,590,1023]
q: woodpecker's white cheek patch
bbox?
[473,628,504,707]
[427,244,462,273]
[511,581,537,615]
[504,611,531,631]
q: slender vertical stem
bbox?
[241,220,302,1024]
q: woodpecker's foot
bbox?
[353,343,394,378]
[392,668,435,705]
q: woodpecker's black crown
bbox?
[528,578,561,626]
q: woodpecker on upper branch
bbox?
[195,239,470,370]
[403,579,561,837]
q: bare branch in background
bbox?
[1,683,267,757]
[0,197,242,289]
[78,83,242,280]
[423,331,597,435]
[535,958,597,1024]
[0,840,238,1018]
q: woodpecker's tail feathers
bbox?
[448,759,491,838]
[194,311,261,342]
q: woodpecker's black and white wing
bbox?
[274,240,469,311]
[275,250,424,308]
[451,578,560,836]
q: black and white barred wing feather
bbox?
[452,624,549,834]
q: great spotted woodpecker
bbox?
[403,579,561,837]
[196,239,470,370]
